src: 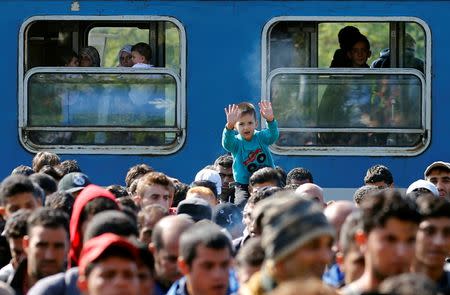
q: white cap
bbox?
[194,168,222,195]
[406,179,439,197]
[424,161,450,178]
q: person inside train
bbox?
[131,42,153,69]
[57,47,79,67]
[330,26,361,68]
[78,46,101,67]
[117,44,133,67]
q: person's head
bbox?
[125,164,153,189]
[24,208,69,284]
[45,191,74,217]
[78,233,139,295]
[336,210,365,285]
[347,34,371,68]
[79,46,101,67]
[186,186,217,207]
[56,159,82,176]
[338,26,361,52]
[11,165,34,176]
[137,204,169,245]
[83,210,138,242]
[295,183,325,208]
[406,179,439,198]
[69,185,120,266]
[149,215,194,288]
[261,193,335,282]
[424,161,450,199]
[323,200,356,252]
[39,165,62,182]
[172,181,189,208]
[414,196,450,272]
[249,167,282,193]
[378,273,438,295]
[357,189,421,281]
[236,237,264,285]
[0,175,40,218]
[32,151,60,173]
[364,164,394,188]
[286,167,313,186]
[106,185,129,199]
[131,42,152,65]
[178,222,233,295]
[214,154,234,191]
[194,168,222,197]
[212,203,244,239]
[353,184,382,206]
[58,172,91,198]
[2,209,30,268]
[58,47,79,67]
[136,172,174,210]
[269,278,339,295]
[29,173,57,196]
[118,44,133,67]
[235,102,258,141]
[135,242,155,295]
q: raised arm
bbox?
[259,101,274,122]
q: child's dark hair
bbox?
[131,42,152,63]
[237,102,257,120]
[351,33,371,51]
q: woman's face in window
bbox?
[120,52,133,67]
[80,54,93,67]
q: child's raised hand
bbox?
[259,101,274,122]
[225,104,240,129]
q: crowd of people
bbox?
[0,97,449,295]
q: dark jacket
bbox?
[27,267,80,295]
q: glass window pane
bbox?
[28,72,177,128]
[404,22,425,73]
[271,72,423,147]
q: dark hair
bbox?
[79,198,120,226]
[360,189,421,233]
[214,154,233,169]
[353,185,381,205]
[39,165,62,181]
[191,180,217,198]
[416,195,450,219]
[339,210,363,254]
[27,207,69,235]
[56,160,82,176]
[248,186,282,206]
[172,182,189,207]
[179,222,232,266]
[236,237,264,267]
[131,42,152,63]
[136,241,155,275]
[85,245,136,277]
[364,164,393,186]
[107,185,129,199]
[274,166,287,187]
[45,191,74,217]
[237,102,257,120]
[3,209,30,239]
[249,167,282,188]
[0,175,36,206]
[117,196,139,213]
[32,152,60,172]
[29,173,57,195]
[83,210,138,242]
[286,167,313,185]
[338,26,361,51]
[57,47,78,66]
[125,164,153,188]
[11,165,34,176]
[350,33,371,51]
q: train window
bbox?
[19,17,186,154]
[263,18,430,156]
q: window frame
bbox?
[19,15,186,155]
[261,16,431,156]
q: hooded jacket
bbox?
[68,184,118,267]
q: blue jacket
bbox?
[167,273,238,295]
[222,120,279,184]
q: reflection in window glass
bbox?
[27,72,177,146]
[404,23,426,72]
[271,73,422,147]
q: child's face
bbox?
[235,113,257,141]
[66,57,79,67]
[348,41,371,67]
[131,51,145,65]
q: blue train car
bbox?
[2,0,449,199]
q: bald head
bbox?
[296,183,325,207]
[324,201,356,235]
[151,215,194,250]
